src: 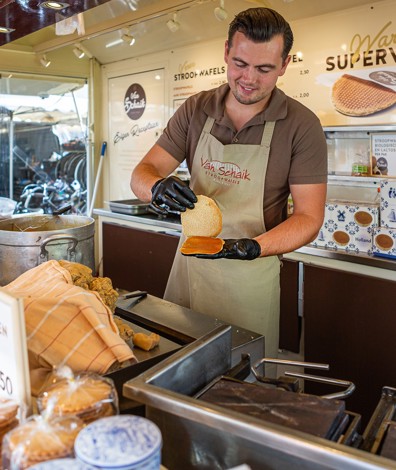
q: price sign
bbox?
[0,288,31,406]
[371,133,396,177]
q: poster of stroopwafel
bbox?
[277,0,396,126]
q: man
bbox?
[131,8,327,362]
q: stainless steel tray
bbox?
[109,199,150,215]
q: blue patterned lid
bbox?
[29,458,95,469]
[74,415,162,468]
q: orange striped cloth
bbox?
[3,260,136,394]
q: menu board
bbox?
[0,289,30,406]
[169,39,226,112]
[279,0,396,126]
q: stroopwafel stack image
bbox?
[332,73,396,116]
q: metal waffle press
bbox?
[195,356,361,444]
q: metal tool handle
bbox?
[121,290,148,300]
[252,358,354,400]
[52,203,72,215]
[39,234,78,262]
[252,357,329,381]
[284,371,356,400]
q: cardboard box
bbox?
[380,179,396,228]
[372,227,396,257]
[312,201,379,254]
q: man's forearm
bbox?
[131,163,162,202]
[255,213,323,257]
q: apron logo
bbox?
[200,157,250,184]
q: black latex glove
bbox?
[150,176,197,215]
[193,238,261,260]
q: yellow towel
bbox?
[3,260,136,394]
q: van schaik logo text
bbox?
[201,156,250,185]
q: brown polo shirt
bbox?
[157,83,327,230]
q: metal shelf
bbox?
[327,174,382,188]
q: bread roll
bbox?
[181,195,222,237]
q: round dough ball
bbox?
[181,195,222,237]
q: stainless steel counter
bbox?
[295,245,396,272]
[115,293,265,374]
[94,208,182,232]
[94,208,396,275]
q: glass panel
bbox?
[0,73,88,216]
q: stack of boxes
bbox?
[311,179,396,258]
[312,201,379,254]
[373,179,396,258]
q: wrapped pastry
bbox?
[0,398,19,457]
[2,414,83,469]
[37,367,119,424]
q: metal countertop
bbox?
[95,208,396,273]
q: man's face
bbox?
[224,31,290,106]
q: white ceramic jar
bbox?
[30,458,95,469]
[74,415,162,470]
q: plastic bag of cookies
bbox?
[37,366,119,424]
[0,397,20,458]
[2,413,83,469]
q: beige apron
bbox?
[164,116,281,360]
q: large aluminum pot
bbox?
[0,214,95,286]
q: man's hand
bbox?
[186,238,261,260]
[150,176,197,215]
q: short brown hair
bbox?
[228,8,294,62]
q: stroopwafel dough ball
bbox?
[181,195,222,237]
[58,260,93,290]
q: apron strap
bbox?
[202,116,215,133]
[261,121,276,147]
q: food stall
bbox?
[2,0,396,468]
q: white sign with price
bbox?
[0,288,31,406]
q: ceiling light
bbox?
[40,55,51,68]
[0,27,15,34]
[122,33,136,46]
[40,1,69,9]
[73,43,93,59]
[73,45,85,59]
[167,13,180,33]
[105,39,123,48]
[214,0,228,21]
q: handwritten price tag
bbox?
[0,370,13,395]
[0,289,31,406]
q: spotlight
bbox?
[73,45,85,59]
[122,33,135,46]
[73,43,93,59]
[0,26,15,34]
[40,55,51,68]
[40,2,69,9]
[166,13,180,33]
[214,0,228,21]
